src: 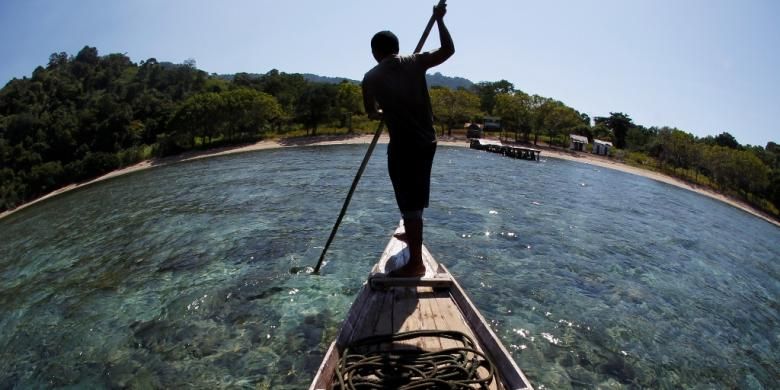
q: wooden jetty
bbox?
[310,224,534,390]
[470,139,541,161]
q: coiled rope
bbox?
[333,330,499,389]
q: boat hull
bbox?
[310,225,533,390]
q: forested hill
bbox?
[299,72,474,90]
[219,73,358,85]
[301,74,358,85]
[223,72,474,90]
[426,72,473,89]
[1,46,778,220]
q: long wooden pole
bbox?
[313,0,446,274]
[414,0,447,54]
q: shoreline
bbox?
[2,135,778,228]
[539,147,780,228]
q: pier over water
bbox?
[470,139,542,161]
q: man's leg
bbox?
[387,143,435,277]
[390,211,426,277]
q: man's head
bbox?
[371,31,399,62]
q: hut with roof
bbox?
[569,134,589,152]
[592,139,613,156]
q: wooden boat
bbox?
[310,224,534,389]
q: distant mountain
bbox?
[426,72,474,89]
[301,73,359,84]
[301,71,474,90]
[220,71,474,90]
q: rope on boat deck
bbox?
[334,330,499,390]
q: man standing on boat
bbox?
[362,4,454,277]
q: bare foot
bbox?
[388,261,426,277]
[393,232,408,242]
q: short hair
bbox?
[371,31,399,55]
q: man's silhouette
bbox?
[362,4,454,277]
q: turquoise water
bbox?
[0,144,778,389]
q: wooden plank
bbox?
[432,289,504,390]
[323,283,383,390]
[432,288,474,348]
[433,289,502,390]
[394,286,422,350]
[355,291,385,340]
[369,276,452,289]
[346,289,386,354]
[372,224,406,274]
[308,341,339,390]
[372,288,395,352]
[417,286,446,351]
[336,283,375,347]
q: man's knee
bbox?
[402,209,424,220]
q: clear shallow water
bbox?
[0,145,778,389]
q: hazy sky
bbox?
[1,0,777,146]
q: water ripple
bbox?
[0,145,778,389]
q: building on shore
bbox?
[483,116,501,132]
[593,139,613,156]
[569,134,589,152]
[465,123,482,139]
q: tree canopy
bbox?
[430,87,481,136]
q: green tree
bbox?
[78,152,120,180]
[656,127,696,171]
[93,94,134,152]
[430,87,481,136]
[527,95,550,145]
[296,83,337,136]
[714,131,740,149]
[472,80,514,115]
[221,88,282,140]
[594,112,634,149]
[47,52,69,69]
[169,92,224,148]
[701,145,770,195]
[131,89,175,144]
[335,81,363,133]
[531,101,583,147]
[0,167,24,210]
[233,72,264,90]
[735,151,770,194]
[28,161,64,196]
[625,125,657,152]
[494,91,532,142]
[259,69,308,129]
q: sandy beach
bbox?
[2,134,778,227]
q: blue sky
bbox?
[1,0,778,146]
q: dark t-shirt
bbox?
[362,54,436,149]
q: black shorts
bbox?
[387,143,437,213]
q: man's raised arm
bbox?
[421,4,455,69]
